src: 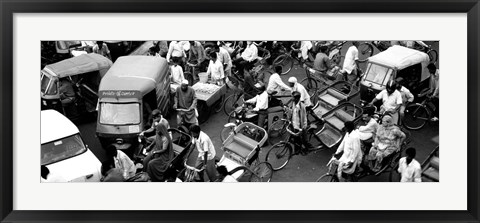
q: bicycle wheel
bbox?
[273,54,293,75]
[403,104,429,130]
[357,42,374,62]
[213,95,224,113]
[223,93,240,116]
[300,77,319,96]
[427,49,438,64]
[265,142,292,171]
[250,162,274,182]
[226,110,237,123]
[220,126,234,143]
[316,173,339,182]
[267,119,289,145]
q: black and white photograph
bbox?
[40,40,440,183]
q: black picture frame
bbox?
[1,0,479,222]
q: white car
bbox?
[41,110,102,182]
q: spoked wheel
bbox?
[273,54,293,75]
[300,77,318,96]
[265,142,292,171]
[357,42,374,62]
[223,93,242,116]
[213,95,225,113]
[316,173,339,182]
[267,119,289,145]
[403,104,429,130]
[427,49,438,64]
[226,110,237,123]
[250,162,274,182]
[220,126,234,143]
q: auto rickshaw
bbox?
[96,56,171,156]
[359,45,432,104]
[41,53,113,120]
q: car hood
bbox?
[46,149,102,182]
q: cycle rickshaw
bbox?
[178,122,274,182]
[266,102,363,170]
[316,125,411,182]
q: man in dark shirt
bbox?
[242,63,257,100]
[313,45,337,81]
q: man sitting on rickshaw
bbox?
[368,80,403,125]
[365,114,406,172]
[330,121,363,181]
[140,109,170,144]
[356,107,379,150]
[174,80,198,126]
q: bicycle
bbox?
[265,121,327,170]
[271,43,313,75]
[402,93,437,130]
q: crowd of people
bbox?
[41,40,438,183]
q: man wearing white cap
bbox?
[174,80,198,126]
[245,83,269,127]
[288,77,312,108]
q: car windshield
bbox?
[41,73,57,95]
[41,134,87,165]
[99,103,140,125]
[364,63,393,86]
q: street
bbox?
[75,41,440,182]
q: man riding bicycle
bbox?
[368,80,403,125]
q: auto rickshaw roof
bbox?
[368,45,430,70]
[99,56,168,95]
[43,54,113,78]
[41,110,79,144]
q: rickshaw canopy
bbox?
[43,53,112,78]
[368,45,430,70]
[99,56,168,96]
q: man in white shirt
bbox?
[215,44,233,77]
[398,147,422,182]
[245,83,269,127]
[297,41,313,62]
[427,63,439,121]
[332,121,362,181]
[357,108,378,141]
[206,52,225,86]
[170,58,185,93]
[290,92,315,153]
[190,125,217,182]
[233,41,258,76]
[288,77,312,108]
[166,41,186,63]
[267,66,292,93]
[369,81,403,125]
[396,82,414,125]
[342,41,360,82]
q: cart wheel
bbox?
[213,95,225,113]
[267,119,289,146]
[250,162,274,182]
[197,101,211,124]
[316,173,339,182]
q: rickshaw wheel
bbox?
[427,49,438,64]
[250,162,274,182]
[267,119,289,146]
[273,54,293,75]
[316,173,339,182]
[265,142,292,171]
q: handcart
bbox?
[192,82,227,124]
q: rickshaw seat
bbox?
[172,143,185,155]
[224,134,257,158]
